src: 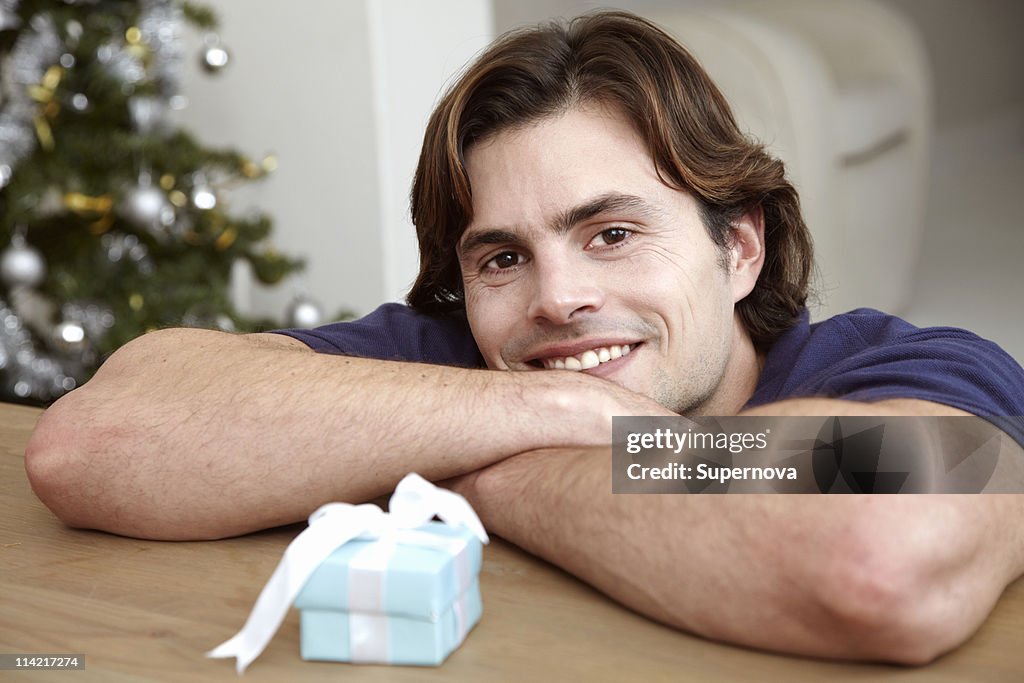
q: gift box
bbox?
[294,521,483,665]
[207,473,489,675]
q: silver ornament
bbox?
[70,93,90,112]
[120,174,174,236]
[285,296,324,328]
[120,185,166,224]
[200,34,230,74]
[0,235,46,287]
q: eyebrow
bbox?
[458,192,662,258]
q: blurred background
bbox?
[181,0,1023,355]
[1,0,1021,403]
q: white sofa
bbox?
[648,0,932,318]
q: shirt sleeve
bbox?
[267,303,483,368]
[799,327,1023,415]
[794,325,1024,446]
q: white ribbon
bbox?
[206,473,488,674]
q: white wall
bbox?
[885,0,1024,127]
[176,0,493,321]
[366,0,496,307]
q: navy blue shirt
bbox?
[272,304,1024,441]
[275,303,483,368]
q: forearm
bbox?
[459,446,1024,664]
[24,329,620,539]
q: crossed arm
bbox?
[448,445,1024,665]
[24,328,1024,664]
[24,328,656,538]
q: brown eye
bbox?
[601,228,629,245]
[487,251,521,269]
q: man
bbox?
[25,11,1024,665]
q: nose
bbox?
[526,256,605,324]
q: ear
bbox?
[729,205,765,303]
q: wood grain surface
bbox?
[1,402,1021,682]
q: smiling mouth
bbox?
[528,343,639,371]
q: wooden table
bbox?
[2,402,1022,682]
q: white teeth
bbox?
[539,343,638,371]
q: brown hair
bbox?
[407,10,813,350]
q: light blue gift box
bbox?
[294,521,483,665]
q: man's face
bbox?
[457,104,760,414]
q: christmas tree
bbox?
[0,0,303,404]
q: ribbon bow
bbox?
[207,473,488,674]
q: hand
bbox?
[440,376,675,508]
